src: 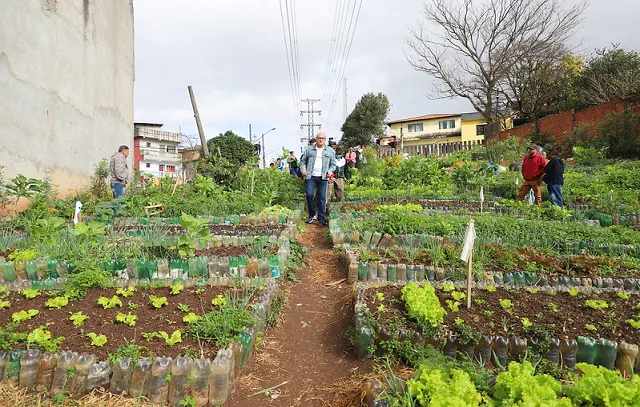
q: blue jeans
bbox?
[547,184,563,207]
[289,167,299,176]
[111,183,126,212]
[305,176,327,222]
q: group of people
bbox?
[516,144,565,207]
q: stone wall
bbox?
[0,0,135,195]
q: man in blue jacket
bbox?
[543,147,564,207]
[299,132,337,226]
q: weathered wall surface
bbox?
[0,0,134,195]
[488,95,640,144]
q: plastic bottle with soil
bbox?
[228,342,243,380]
[387,264,397,282]
[221,349,236,394]
[109,357,134,395]
[35,352,58,392]
[350,231,360,244]
[406,265,416,282]
[168,356,193,406]
[577,336,597,364]
[425,266,435,281]
[147,259,159,279]
[443,334,458,358]
[377,263,388,282]
[396,264,407,283]
[86,361,111,393]
[146,356,172,403]
[129,359,152,398]
[545,338,561,366]
[158,259,170,279]
[269,256,280,278]
[492,336,509,368]
[25,260,38,281]
[368,262,378,281]
[257,258,269,278]
[2,261,17,283]
[475,335,492,366]
[209,350,231,406]
[559,338,578,369]
[594,338,618,370]
[4,350,21,386]
[509,336,527,360]
[228,257,239,277]
[347,262,358,284]
[19,349,40,390]
[0,351,6,381]
[355,326,374,360]
[51,351,78,396]
[190,358,211,407]
[616,341,638,378]
[415,265,425,282]
[357,262,367,281]
[70,354,96,398]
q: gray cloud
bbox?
[134,0,640,162]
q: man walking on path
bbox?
[516,144,546,205]
[109,145,130,199]
[300,132,336,226]
[543,147,565,207]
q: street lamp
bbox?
[260,127,276,169]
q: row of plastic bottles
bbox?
[0,306,272,404]
[106,211,300,228]
[0,248,289,284]
[348,260,449,284]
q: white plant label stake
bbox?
[73,201,83,225]
[460,219,476,309]
[479,187,484,214]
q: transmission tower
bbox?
[300,98,321,146]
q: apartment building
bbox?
[133,123,183,179]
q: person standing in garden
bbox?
[328,147,346,202]
[286,151,300,176]
[543,147,565,207]
[109,145,130,199]
[300,132,336,226]
[516,144,547,205]
[277,157,285,171]
[345,147,357,168]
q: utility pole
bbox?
[300,98,321,146]
[249,124,252,143]
[399,126,404,154]
[187,85,209,157]
[343,78,348,121]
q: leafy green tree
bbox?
[206,131,255,165]
[577,45,640,106]
[340,93,390,148]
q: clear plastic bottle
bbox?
[209,351,231,406]
[2,261,17,283]
[246,258,258,278]
[396,264,407,282]
[198,256,209,278]
[219,257,230,276]
[147,356,172,404]
[229,342,243,378]
[168,356,193,406]
[190,358,211,407]
[188,257,198,278]
[51,351,78,396]
[347,263,358,284]
[70,354,96,398]
[110,357,134,395]
[377,263,388,281]
[86,361,111,393]
[129,359,152,398]
[19,349,40,390]
[0,351,7,379]
[157,259,170,279]
[258,259,270,278]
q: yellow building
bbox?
[383,112,487,156]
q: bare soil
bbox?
[364,285,640,343]
[0,285,260,359]
[226,225,372,407]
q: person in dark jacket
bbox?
[516,144,547,205]
[543,147,564,207]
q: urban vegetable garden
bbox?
[0,137,639,406]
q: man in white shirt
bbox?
[299,132,337,226]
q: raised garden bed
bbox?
[0,278,278,406]
[353,281,640,375]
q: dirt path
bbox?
[227,224,372,407]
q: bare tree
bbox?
[406,0,586,121]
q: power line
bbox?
[320,0,344,107]
[279,0,301,129]
[326,0,363,129]
[321,0,351,112]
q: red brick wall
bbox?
[488,95,640,144]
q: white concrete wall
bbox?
[0,0,135,195]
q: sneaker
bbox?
[306,217,315,224]
[318,218,327,227]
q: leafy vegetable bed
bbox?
[363,284,640,346]
[0,284,263,359]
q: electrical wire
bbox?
[279,0,301,130]
[320,0,344,108]
[325,0,363,129]
[321,0,351,112]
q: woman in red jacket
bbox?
[516,145,547,205]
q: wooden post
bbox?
[467,250,473,309]
[188,85,210,158]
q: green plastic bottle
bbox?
[198,256,209,278]
[25,260,38,281]
[48,259,59,279]
[2,261,17,283]
[387,264,397,282]
[136,258,149,280]
[269,256,280,278]
[577,336,597,364]
[594,338,617,370]
[147,259,158,280]
[188,257,198,278]
[4,350,21,386]
[229,257,239,277]
[358,262,367,281]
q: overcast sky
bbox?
[133,0,639,163]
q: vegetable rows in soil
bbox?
[352,247,640,279]
[339,200,491,212]
[0,286,259,359]
[117,224,286,234]
[364,285,640,344]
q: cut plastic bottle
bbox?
[19,349,40,390]
[168,356,193,406]
[110,357,134,395]
[147,356,172,404]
